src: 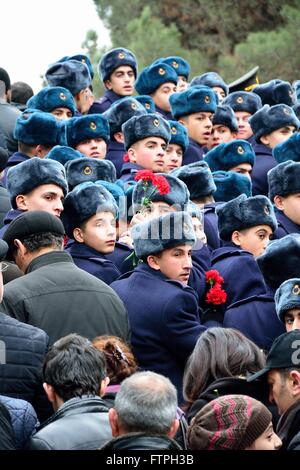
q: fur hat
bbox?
[170,86,218,119]
[14,110,66,146]
[122,113,171,150]
[7,157,68,208]
[99,48,137,82]
[268,160,300,201]
[272,132,300,164]
[249,104,299,143]
[293,80,300,101]
[171,161,216,199]
[132,173,189,214]
[213,171,252,202]
[103,97,146,138]
[223,91,262,114]
[168,120,189,154]
[97,180,126,220]
[293,102,300,120]
[62,181,118,237]
[154,56,190,80]
[212,105,239,132]
[187,394,271,450]
[132,211,195,258]
[66,114,110,148]
[46,60,91,96]
[135,62,178,96]
[27,86,76,116]
[45,145,84,166]
[253,79,295,106]
[216,193,277,241]
[135,95,156,114]
[65,157,116,190]
[190,72,228,96]
[204,139,256,172]
[257,234,300,289]
[58,54,94,80]
[275,278,300,323]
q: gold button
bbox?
[59,92,66,101]
[118,52,125,59]
[292,284,300,295]
[171,126,177,135]
[204,95,211,104]
[153,119,160,127]
[283,107,291,115]
[264,205,270,215]
[236,96,244,104]
[90,122,97,130]
[172,61,178,68]
[145,103,150,109]
[83,166,92,175]
[237,145,245,154]
[158,68,166,75]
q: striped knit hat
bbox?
[187,394,271,450]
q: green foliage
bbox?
[81,29,109,97]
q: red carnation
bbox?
[134,170,157,183]
[205,269,224,287]
[153,175,170,195]
[123,153,130,162]
[206,284,227,305]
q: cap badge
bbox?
[59,92,66,101]
[81,59,86,63]
[171,126,177,135]
[236,96,244,104]
[289,90,293,97]
[118,52,125,59]
[90,122,97,131]
[131,102,137,110]
[83,166,92,175]
[283,107,291,115]
[237,145,245,155]
[145,103,150,109]
[158,68,166,76]
[292,284,300,295]
[204,95,211,104]
[153,118,160,127]
[264,205,270,215]
[172,61,179,68]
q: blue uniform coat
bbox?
[183,138,204,165]
[89,90,123,114]
[203,202,222,251]
[273,210,300,239]
[106,140,125,178]
[119,162,144,183]
[2,152,30,187]
[251,143,277,196]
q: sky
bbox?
[1,0,110,93]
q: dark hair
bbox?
[92,335,138,385]
[183,328,265,410]
[11,81,34,105]
[279,367,300,381]
[43,333,107,402]
[21,232,64,252]
[18,142,53,154]
[0,68,11,93]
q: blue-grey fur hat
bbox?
[45,145,84,166]
[103,97,146,138]
[135,95,156,114]
[223,91,262,114]
[132,211,196,258]
[212,105,239,132]
[65,157,116,190]
[190,72,229,96]
[97,180,126,220]
[27,86,76,116]
[268,160,300,201]
[132,173,189,214]
[135,62,178,96]
[58,54,94,80]
[249,104,299,143]
[213,171,252,202]
[253,79,295,106]
[216,193,277,241]
[14,110,66,146]
[99,48,138,82]
[293,80,300,101]
[186,201,204,223]
[7,157,68,208]
[275,278,300,322]
[154,56,190,80]
[293,103,300,120]
[122,113,171,150]
[62,181,118,238]
[257,234,300,289]
[170,86,218,119]
[204,139,256,173]
[273,132,300,164]
[66,114,110,148]
[168,120,189,154]
[46,60,91,96]
[171,161,216,199]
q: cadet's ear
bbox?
[274,195,284,210]
[168,418,180,439]
[231,230,242,246]
[178,118,187,128]
[128,147,136,163]
[290,370,300,397]
[260,135,270,147]
[73,227,84,243]
[147,254,161,270]
[104,79,112,90]
[114,132,124,143]
[43,383,56,403]
[108,408,121,437]
[15,194,28,211]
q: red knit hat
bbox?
[187,394,272,450]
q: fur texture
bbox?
[268,160,300,201]
[168,120,189,153]
[104,97,146,137]
[122,113,171,150]
[170,86,218,119]
[190,72,228,95]
[46,60,91,96]
[249,104,299,143]
[171,161,216,199]
[253,79,295,106]
[212,105,238,132]
[27,86,76,115]
[275,278,300,322]
[223,91,262,114]
[14,110,65,145]
[135,95,156,114]
[66,114,110,148]
[272,132,300,164]
[213,171,252,202]
[153,56,190,79]
[45,145,84,166]
[204,139,256,172]
[135,62,178,96]
[99,48,137,82]
[65,157,116,190]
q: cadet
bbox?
[62,182,120,285]
[253,79,295,107]
[205,139,256,179]
[111,211,207,402]
[103,97,146,177]
[268,160,300,239]
[154,56,190,92]
[190,71,228,103]
[119,113,171,182]
[27,86,76,121]
[170,86,218,165]
[46,60,92,115]
[206,104,238,150]
[91,48,138,114]
[272,131,300,165]
[275,278,300,332]
[135,95,156,113]
[163,120,189,173]
[66,114,110,159]
[135,62,178,120]
[249,104,299,196]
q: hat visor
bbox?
[247,367,271,382]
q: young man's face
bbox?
[105,66,135,96]
[74,212,116,254]
[235,111,253,140]
[245,423,282,451]
[232,224,273,257]
[181,112,213,146]
[51,107,73,121]
[76,138,107,159]
[274,193,300,225]
[163,143,183,172]
[149,244,193,283]
[207,124,237,149]
[128,137,167,172]
[230,162,253,180]
[268,369,295,415]
[284,308,300,332]
[213,86,225,104]
[261,126,295,149]
[16,184,64,217]
[151,82,177,112]
[177,76,188,92]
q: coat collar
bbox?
[26,250,74,274]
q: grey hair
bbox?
[114,371,178,434]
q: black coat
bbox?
[0,402,16,449]
[0,184,11,229]
[101,432,182,450]
[277,399,300,450]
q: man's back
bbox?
[0,101,20,155]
